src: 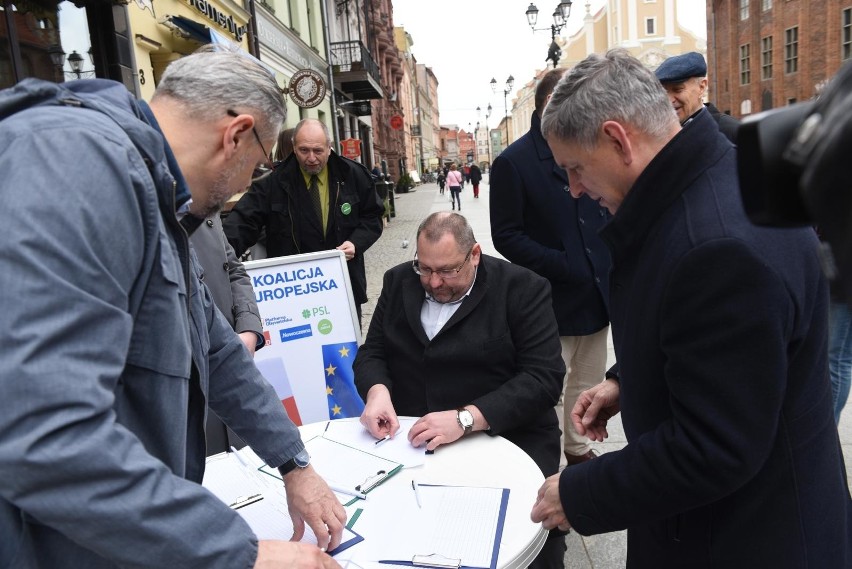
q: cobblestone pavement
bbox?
[359,176,852,569]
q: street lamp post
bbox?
[491,75,514,150]
[525,1,573,68]
[48,46,96,80]
[478,103,493,167]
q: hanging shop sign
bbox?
[390,115,404,130]
[341,138,362,159]
[288,69,327,108]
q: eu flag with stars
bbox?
[323,341,365,419]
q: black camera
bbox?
[737,61,852,302]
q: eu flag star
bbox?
[325,363,337,376]
[338,346,350,358]
[326,385,333,395]
[331,404,342,416]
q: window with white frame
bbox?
[761,36,773,80]
[740,0,750,20]
[785,26,799,73]
[740,43,751,85]
[761,0,772,11]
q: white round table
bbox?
[299,418,547,569]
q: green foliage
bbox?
[397,172,415,192]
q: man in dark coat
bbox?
[468,162,482,198]
[491,67,611,468]
[655,51,740,143]
[530,49,851,568]
[223,119,383,320]
[354,212,568,568]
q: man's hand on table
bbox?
[282,465,346,552]
[360,384,400,438]
[255,541,341,569]
[408,406,487,452]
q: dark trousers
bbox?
[449,186,461,209]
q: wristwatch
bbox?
[456,407,474,435]
[278,448,311,477]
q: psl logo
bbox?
[302,306,331,319]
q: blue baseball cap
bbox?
[655,52,707,84]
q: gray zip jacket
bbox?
[0,79,302,568]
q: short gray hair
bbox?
[152,45,285,140]
[416,212,476,253]
[541,49,677,150]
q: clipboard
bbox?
[377,485,510,569]
[259,436,403,496]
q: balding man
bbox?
[224,118,383,321]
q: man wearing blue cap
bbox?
[655,51,739,143]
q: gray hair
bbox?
[152,45,285,140]
[541,49,677,150]
[292,118,333,147]
[416,212,476,253]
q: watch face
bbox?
[459,409,474,428]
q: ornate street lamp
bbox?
[525,1,573,68]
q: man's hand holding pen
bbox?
[360,384,400,439]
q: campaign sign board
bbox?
[245,250,364,426]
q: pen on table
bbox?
[328,482,367,501]
[411,479,422,508]
[229,493,263,509]
[230,446,250,469]
[374,434,391,446]
[323,420,330,434]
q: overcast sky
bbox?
[392,0,707,130]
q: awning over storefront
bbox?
[164,15,276,77]
[168,15,212,44]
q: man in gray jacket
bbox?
[0,48,343,568]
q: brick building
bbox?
[707,0,852,118]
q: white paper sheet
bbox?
[322,417,426,467]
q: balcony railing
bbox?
[330,40,380,83]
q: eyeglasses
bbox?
[412,248,473,280]
[226,109,272,169]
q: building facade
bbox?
[2,0,136,92]
[708,0,852,117]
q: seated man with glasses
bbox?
[353,211,568,568]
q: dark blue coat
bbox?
[490,113,610,336]
[560,109,851,567]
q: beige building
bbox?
[394,27,420,177]
[417,64,439,173]
[506,1,705,143]
[560,0,705,69]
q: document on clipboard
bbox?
[259,436,403,496]
[376,484,510,569]
[203,452,364,556]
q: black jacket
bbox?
[353,255,564,476]
[490,112,610,336]
[560,109,850,567]
[223,152,383,304]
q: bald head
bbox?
[293,118,332,175]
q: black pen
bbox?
[374,434,391,446]
[229,493,263,509]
